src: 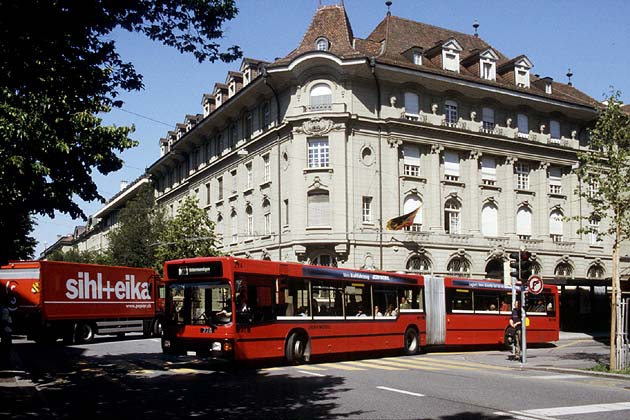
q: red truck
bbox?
[0,260,164,344]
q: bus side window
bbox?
[312,280,344,317]
[451,289,472,312]
[280,278,310,318]
[474,292,499,312]
[544,294,555,315]
[400,286,423,311]
[373,285,397,318]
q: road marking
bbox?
[493,410,555,420]
[318,362,366,371]
[399,358,478,371]
[552,339,591,350]
[293,365,326,371]
[376,386,425,397]
[527,374,588,380]
[521,401,630,417]
[369,359,443,371]
[342,361,406,371]
[418,356,511,371]
[296,370,326,377]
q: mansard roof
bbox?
[279,5,361,63]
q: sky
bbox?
[32,0,630,257]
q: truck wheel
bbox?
[404,327,420,355]
[75,322,95,344]
[285,332,308,365]
[153,319,163,337]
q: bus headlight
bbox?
[212,342,222,351]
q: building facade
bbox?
[65,4,625,330]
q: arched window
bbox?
[444,198,461,234]
[316,37,329,51]
[403,194,422,232]
[516,205,532,239]
[485,258,504,280]
[554,261,573,278]
[481,202,498,237]
[549,209,564,242]
[447,255,471,277]
[309,83,332,110]
[587,264,605,279]
[530,259,542,275]
[310,254,337,267]
[406,254,432,273]
[307,189,330,227]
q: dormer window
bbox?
[444,52,459,72]
[440,39,462,73]
[413,49,422,65]
[316,37,329,51]
[243,69,251,87]
[478,49,498,81]
[216,93,223,107]
[516,68,529,87]
[228,82,236,97]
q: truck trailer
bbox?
[0,260,164,344]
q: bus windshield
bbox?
[167,281,232,326]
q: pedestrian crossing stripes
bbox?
[263,355,515,375]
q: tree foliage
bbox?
[573,89,630,370]
[47,247,112,265]
[154,196,221,273]
[573,90,630,243]
[0,0,241,264]
[108,183,165,268]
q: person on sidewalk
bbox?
[509,300,522,357]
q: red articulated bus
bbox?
[161,257,558,364]
[0,260,165,344]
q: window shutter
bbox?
[549,166,562,186]
[481,203,498,236]
[481,156,496,181]
[403,144,421,167]
[403,195,422,225]
[516,207,532,235]
[444,151,460,176]
[308,191,330,226]
[549,210,563,235]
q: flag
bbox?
[386,206,421,231]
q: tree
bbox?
[0,0,241,264]
[108,183,165,268]
[154,196,221,273]
[573,90,630,370]
[47,247,111,265]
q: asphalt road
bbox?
[1,334,629,419]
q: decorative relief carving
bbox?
[388,137,402,148]
[295,117,343,136]
[431,144,444,154]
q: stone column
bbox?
[503,156,517,237]
[467,150,482,234]
[429,143,444,232]
[537,161,550,240]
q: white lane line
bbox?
[493,410,556,420]
[527,374,587,380]
[376,386,425,397]
[522,401,630,417]
[296,370,326,377]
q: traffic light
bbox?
[509,250,533,282]
[520,251,532,281]
[509,251,520,280]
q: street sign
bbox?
[527,275,543,295]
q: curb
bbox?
[524,365,630,381]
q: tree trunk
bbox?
[610,228,620,370]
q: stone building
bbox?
[69,4,623,330]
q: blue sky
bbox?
[33,0,630,257]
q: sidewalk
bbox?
[460,331,630,380]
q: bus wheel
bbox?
[404,328,420,355]
[75,322,95,344]
[285,332,308,365]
